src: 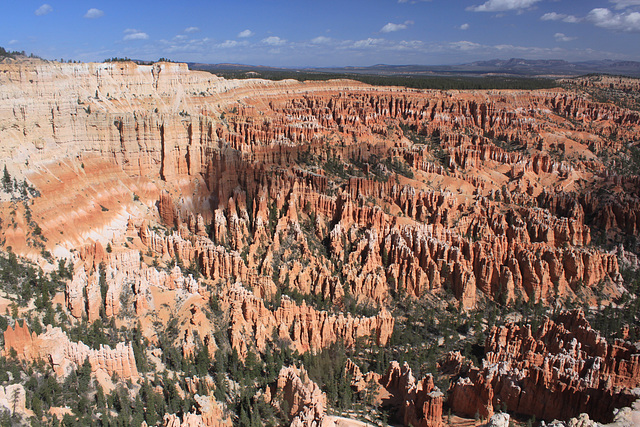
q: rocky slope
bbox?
[378,361,444,427]
[0,59,639,426]
[268,365,327,426]
[448,309,640,423]
[1,60,636,308]
[4,321,138,380]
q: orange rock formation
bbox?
[4,321,138,380]
[264,365,326,426]
[222,283,394,359]
[1,59,639,424]
[162,393,232,427]
[379,361,444,427]
[448,309,640,423]
[1,60,635,311]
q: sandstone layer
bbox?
[448,309,640,423]
[0,59,639,426]
[379,361,444,427]
[0,60,636,311]
[4,321,138,380]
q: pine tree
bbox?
[195,345,210,376]
[2,165,11,192]
[78,358,92,393]
[11,386,22,414]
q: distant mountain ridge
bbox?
[190,58,640,78]
[460,58,640,76]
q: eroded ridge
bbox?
[0,60,639,426]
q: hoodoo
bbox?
[0,54,638,426]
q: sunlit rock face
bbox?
[448,309,640,423]
[1,59,640,426]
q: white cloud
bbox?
[380,20,414,33]
[554,32,576,42]
[84,8,104,19]
[541,12,563,20]
[467,0,540,12]
[261,36,286,46]
[329,38,425,52]
[540,12,581,23]
[395,40,425,50]
[311,36,331,44]
[238,29,254,38]
[156,36,217,55]
[35,4,53,16]
[449,41,483,51]
[610,0,640,9]
[562,15,581,23]
[123,29,149,41]
[459,23,470,30]
[218,40,248,48]
[587,8,640,32]
[352,38,385,48]
[8,40,18,45]
[184,27,200,33]
[109,30,636,68]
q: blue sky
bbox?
[2,0,640,66]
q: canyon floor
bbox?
[0,58,639,427]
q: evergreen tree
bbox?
[195,345,211,376]
[2,166,11,192]
[78,358,92,393]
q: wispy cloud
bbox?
[610,0,640,9]
[110,32,634,68]
[261,36,286,46]
[449,41,483,51]
[561,16,580,23]
[554,32,576,42]
[380,20,414,33]
[156,37,215,56]
[458,23,470,30]
[84,8,104,19]
[311,36,331,44]
[540,12,581,23]
[467,0,540,12]
[35,4,53,16]
[218,40,249,48]
[238,29,254,38]
[587,8,640,32]
[184,27,200,34]
[352,38,386,48]
[123,29,149,41]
